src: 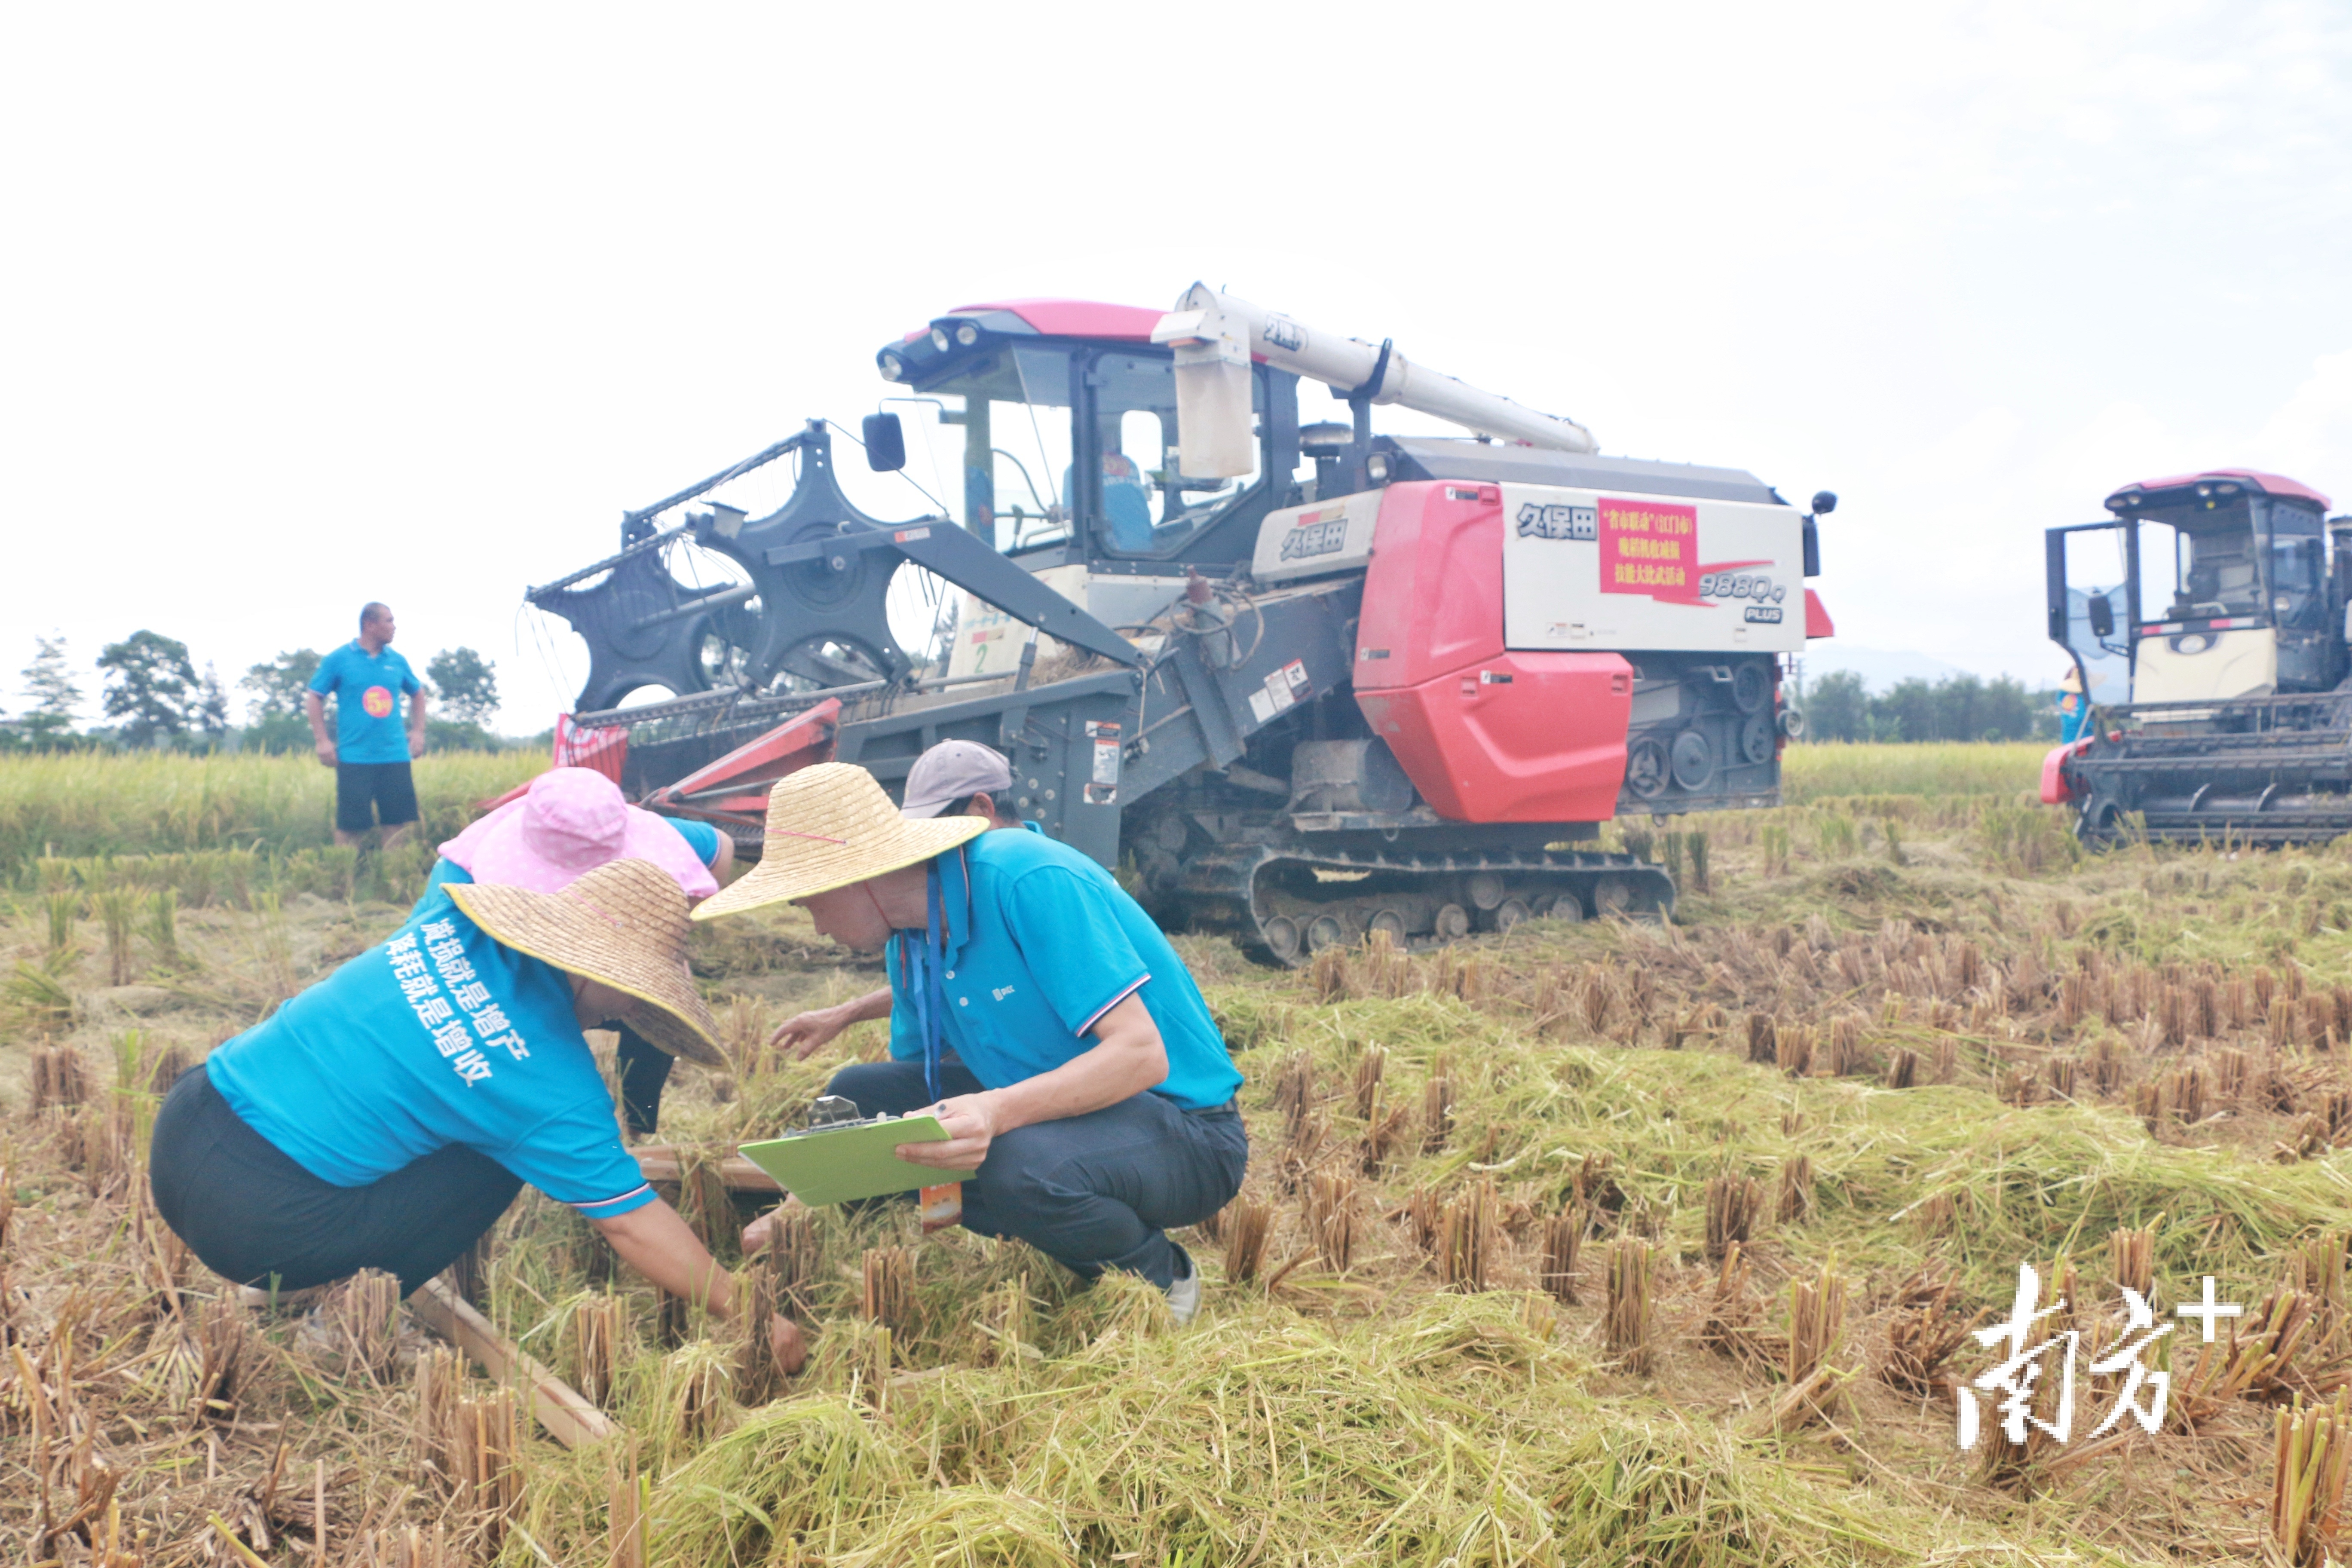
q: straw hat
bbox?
[2058,668,2109,694]
[446,858,726,1068]
[691,762,986,920]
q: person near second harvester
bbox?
[2055,665,2104,744]
[308,602,429,849]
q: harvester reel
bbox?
[536,426,915,713]
[533,544,747,714]
[688,436,912,696]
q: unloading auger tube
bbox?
[1150,283,1598,479]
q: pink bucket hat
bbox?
[438,768,719,899]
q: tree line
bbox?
[1800,669,2056,744]
[4,633,512,753]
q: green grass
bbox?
[0,749,544,874]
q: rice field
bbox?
[9,744,2352,1565]
[1778,739,2046,802]
[0,750,545,867]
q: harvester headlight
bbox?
[931,327,952,352]
[955,323,980,347]
[1367,452,1391,482]
[879,353,905,382]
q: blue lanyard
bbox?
[900,863,950,1103]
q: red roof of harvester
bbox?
[2105,469,2333,511]
[951,299,1163,340]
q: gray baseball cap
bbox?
[900,740,1015,819]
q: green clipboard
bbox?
[737,1114,951,1206]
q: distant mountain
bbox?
[1798,645,1975,693]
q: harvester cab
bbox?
[2044,469,2352,843]
[527,284,1843,959]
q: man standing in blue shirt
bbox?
[700,763,1247,1324]
[307,602,429,848]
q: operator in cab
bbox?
[701,763,1246,1324]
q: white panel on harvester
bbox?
[1500,482,1806,655]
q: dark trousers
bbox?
[826,1060,1248,1289]
[612,1020,673,1136]
[148,1067,521,1297]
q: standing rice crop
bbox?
[46,889,77,954]
[95,886,139,986]
[145,885,180,966]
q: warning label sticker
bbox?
[1245,661,1312,726]
[1085,719,1121,787]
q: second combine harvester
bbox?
[529,285,1840,961]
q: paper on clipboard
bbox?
[736,1113,951,1207]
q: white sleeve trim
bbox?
[1077,974,1149,1036]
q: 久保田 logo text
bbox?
[1280,518,1351,561]
[1516,502,1597,541]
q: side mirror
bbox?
[1810,490,1838,516]
[861,413,907,473]
[2088,595,2115,639]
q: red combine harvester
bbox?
[526,286,1840,960]
[2044,469,2352,843]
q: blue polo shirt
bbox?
[882,830,1242,1110]
[309,640,422,763]
[205,901,652,1218]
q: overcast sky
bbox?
[5,1,2348,729]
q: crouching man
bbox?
[701,763,1246,1322]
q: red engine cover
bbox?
[1353,481,1633,822]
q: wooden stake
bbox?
[631,1145,782,1193]
[410,1277,616,1450]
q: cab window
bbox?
[1085,351,1263,557]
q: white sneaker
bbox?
[1164,1246,1200,1326]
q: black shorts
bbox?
[148,1066,521,1296]
[336,760,419,833]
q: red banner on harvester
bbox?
[1598,496,1769,608]
[1599,498,1700,602]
